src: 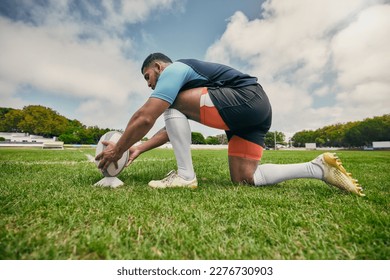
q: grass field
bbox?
[0,148,389,260]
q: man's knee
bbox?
[164,108,186,121]
[230,171,255,185]
[228,156,258,185]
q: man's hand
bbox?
[95,141,121,171]
[126,146,142,166]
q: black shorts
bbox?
[208,84,272,147]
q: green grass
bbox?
[0,148,389,260]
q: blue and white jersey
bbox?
[150,59,258,105]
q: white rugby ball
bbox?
[95,131,129,177]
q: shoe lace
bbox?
[161,170,177,184]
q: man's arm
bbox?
[135,127,169,152]
[95,97,170,170]
[126,127,169,166]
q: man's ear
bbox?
[154,61,162,72]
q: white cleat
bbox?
[312,153,365,196]
[148,170,198,189]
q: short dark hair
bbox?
[141,53,172,73]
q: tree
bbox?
[191,132,206,144]
[291,130,317,147]
[292,114,390,148]
[205,136,219,145]
[345,115,390,147]
[0,106,113,144]
[17,105,68,137]
[0,109,24,132]
[265,131,285,148]
[215,134,228,144]
[58,133,80,144]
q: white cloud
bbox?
[329,4,390,123]
[331,5,390,88]
[206,0,390,133]
[0,0,180,132]
[0,17,143,102]
[313,86,331,97]
[102,0,181,28]
[1,0,388,138]
[76,98,139,129]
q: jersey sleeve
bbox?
[150,62,203,104]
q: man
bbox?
[95,53,364,196]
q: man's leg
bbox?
[148,87,205,189]
[251,153,364,196]
[228,137,364,196]
[252,160,323,185]
[228,149,323,186]
[225,135,320,186]
[148,108,198,188]
[148,86,232,188]
[164,108,195,180]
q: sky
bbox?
[0,0,389,139]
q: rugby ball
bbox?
[95,131,129,177]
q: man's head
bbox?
[141,53,172,90]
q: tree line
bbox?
[291,114,389,148]
[0,106,110,144]
[0,105,286,146]
[1,106,388,147]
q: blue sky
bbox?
[0,0,389,139]
[131,0,262,59]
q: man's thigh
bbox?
[171,87,203,122]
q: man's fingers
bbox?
[98,158,106,169]
[100,159,110,171]
[95,141,120,171]
[95,152,103,161]
[126,158,133,167]
[98,158,119,171]
[104,161,111,171]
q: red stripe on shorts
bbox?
[228,135,264,161]
[200,87,229,130]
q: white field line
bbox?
[3,160,85,165]
[2,155,174,166]
[133,158,174,162]
[85,154,95,163]
[2,154,95,166]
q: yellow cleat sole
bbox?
[322,153,365,197]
